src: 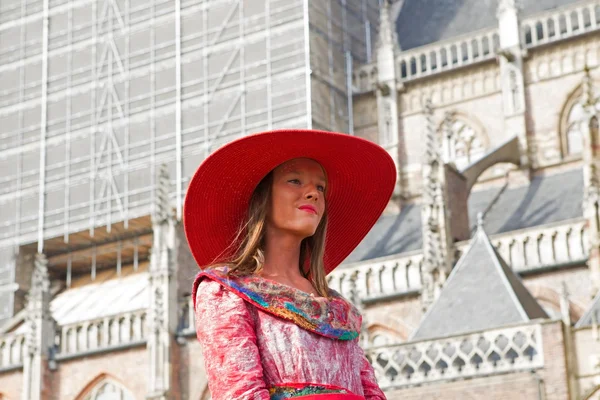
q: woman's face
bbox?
[267,158,327,239]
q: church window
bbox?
[566,103,584,155]
[560,82,600,157]
[442,118,486,171]
[79,377,134,400]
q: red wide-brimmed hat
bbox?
[183,129,396,274]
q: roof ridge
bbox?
[575,289,600,328]
[410,223,547,340]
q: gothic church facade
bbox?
[1,0,600,399]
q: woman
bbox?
[184,129,395,400]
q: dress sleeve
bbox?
[360,351,387,400]
[195,279,270,400]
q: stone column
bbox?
[21,253,54,400]
[146,166,179,400]
[496,0,530,171]
[420,101,455,311]
[375,0,403,203]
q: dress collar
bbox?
[192,266,361,341]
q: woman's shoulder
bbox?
[193,265,244,308]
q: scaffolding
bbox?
[0,0,381,322]
[309,0,379,133]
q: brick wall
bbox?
[365,295,423,340]
[48,346,147,400]
[0,369,22,399]
[524,266,593,321]
[540,321,570,399]
[385,371,542,400]
[180,338,209,400]
[0,337,211,400]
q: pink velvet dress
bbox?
[192,266,387,400]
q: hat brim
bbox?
[183,129,396,274]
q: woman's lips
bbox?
[298,205,318,215]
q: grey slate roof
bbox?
[467,168,583,234]
[343,168,583,264]
[575,290,600,328]
[395,0,580,50]
[410,225,548,341]
[345,203,423,263]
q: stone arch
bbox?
[558,80,600,158]
[74,373,135,400]
[436,111,489,171]
[367,322,409,344]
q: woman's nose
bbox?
[304,185,319,200]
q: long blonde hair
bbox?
[219,171,330,298]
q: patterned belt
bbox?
[269,383,364,400]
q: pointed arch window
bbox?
[566,102,585,155]
[441,117,487,171]
[78,377,134,400]
[560,82,600,157]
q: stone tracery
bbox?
[80,377,135,400]
[561,79,600,157]
[441,113,487,171]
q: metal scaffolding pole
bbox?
[175,0,182,220]
[37,0,50,253]
[346,51,354,134]
[303,0,312,129]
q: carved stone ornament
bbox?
[152,286,165,332]
[377,82,391,97]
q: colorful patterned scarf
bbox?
[192,266,362,341]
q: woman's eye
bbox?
[317,185,325,192]
[288,179,301,184]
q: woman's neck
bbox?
[262,229,303,280]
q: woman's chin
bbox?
[290,226,318,239]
